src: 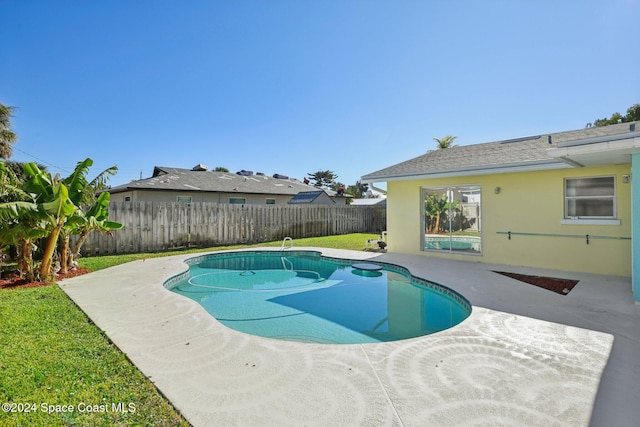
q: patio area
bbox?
[59,248,639,427]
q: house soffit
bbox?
[546,134,640,167]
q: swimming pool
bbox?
[165,251,471,344]
[424,234,481,252]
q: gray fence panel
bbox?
[76,201,386,255]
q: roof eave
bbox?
[361,160,569,183]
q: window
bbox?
[176,196,192,203]
[229,197,246,205]
[422,185,482,255]
[564,176,615,219]
[124,196,131,202]
[266,198,276,205]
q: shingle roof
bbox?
[109,167,319,195]
[361,121,639,182]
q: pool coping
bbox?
[59,247,639,427]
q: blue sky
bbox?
[2,0,639,188]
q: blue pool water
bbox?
[166,251,471,344]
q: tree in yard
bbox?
[626,104,640,122]
[347,181,370,199]
[424,193,460,233]
[67,191,122,271]
[0,158,121,280]
[22,162,80,280]
[306,170,338,188]
[0,103,18,159]
[2,160,47,181]
[57,158,120,274]
[433,135,457,150]
[0,162,40,280]
[590,103,640,127]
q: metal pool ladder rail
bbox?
[281,237,293,250]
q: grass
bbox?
[0,233,379,426]
[76,233,380,271]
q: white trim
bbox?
[362,161,569,184]
[420,185,483,256]
[561,219,621,226]
[564,175,616,220]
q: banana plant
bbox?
[424,193,460,233]
[22,162,79,280]
[0,162,41,280]
[57,159,119,273]
[0,164,37,222]
[66,191,122,271]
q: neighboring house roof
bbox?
[108,166,318,195]
[287,190,336,204]
[362,121,640,182]
[350,198,387,206]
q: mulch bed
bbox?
[494,271,579,295]
[0,267,93,290]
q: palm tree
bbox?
[0,103,18,159]
[433,135,457,150]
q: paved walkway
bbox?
[59,248,639,427]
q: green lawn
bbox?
[0,233,379,427]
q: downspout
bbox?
[632,153,640,303]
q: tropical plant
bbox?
[66,191,122,272]
[347,181,370,199]
[22,162,80,280]
[0,103,18,159]
[0,158,121,280]
[0,162,42,280]
[433,135,458,150]
[424,193,460,233]
[56,159,120,273]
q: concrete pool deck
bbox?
[59,248,640,427]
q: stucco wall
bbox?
[387,164,631,277]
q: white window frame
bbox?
[562,176,620,225]
[420,184,482,256]
[176,196,192,203]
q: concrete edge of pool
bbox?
[58,247,639,427]
[164,250,472,344]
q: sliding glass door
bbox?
[422,185,482,254]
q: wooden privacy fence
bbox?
[77,202,387,255]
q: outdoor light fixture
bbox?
[494,186,501,194]
[623,175,630,183]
